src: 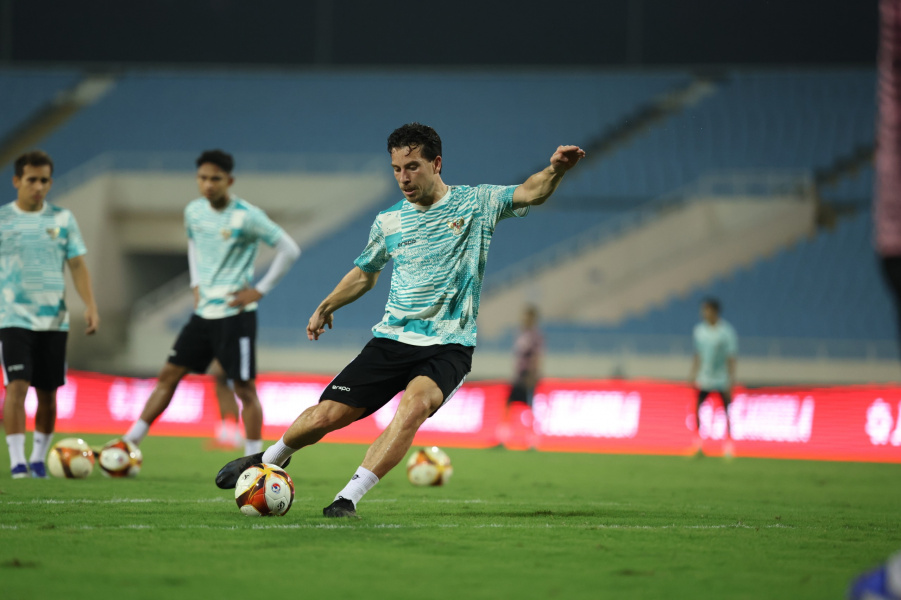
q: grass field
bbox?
[1,435,900,600]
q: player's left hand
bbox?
[229,288,263,309]
[84,306,100,335]
[550,145,586,174]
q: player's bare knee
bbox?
[231,382,259,406]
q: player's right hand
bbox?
[307,310,333,341]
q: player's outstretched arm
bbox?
[512,145,586,209]
[307,266,380,340]
[66,255,100,335]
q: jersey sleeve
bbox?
[726,325,739,356]
[245,206,286,246]
[65,212,87,259]
[354,216,390,273]
[477,184,527,224]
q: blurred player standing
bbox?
[216,123,584,518]
[688,298,738,458]
[1,151,100,478]
[122,150,300,456]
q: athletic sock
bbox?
[261,437,296,466]
[6,433,26,466]
[244,439,263,456]
[124,419,150,445]
[30,432,54,463]
[334,466,379,507]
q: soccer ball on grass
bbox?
[235,463,295,516]
[406,446,453,486]
[47,438,95,479]
[98,438,143,477]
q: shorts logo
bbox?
[332,385,351,392]
[46,227,60,239]
[447,218,465,235]
[7,364,24,372]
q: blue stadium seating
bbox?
[539,210,896,357]
[558,70,876,201]
[0,68,82,141]
[820,164,873,207]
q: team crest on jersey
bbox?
[46,227,60,239]
[220,228,232,240]
[447,218,465,235]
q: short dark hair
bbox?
[14,150,54,178]
[701,297,721,314]
[196,149,234,174]
[387,123,442,164]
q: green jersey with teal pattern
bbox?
[185,196,285,319]
[355,184,526,347]
[0,201,87,331]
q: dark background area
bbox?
[0,0,878,67]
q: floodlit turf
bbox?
[1,435,900,600]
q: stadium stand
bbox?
[0,68,82,141]
[557,70,876,202]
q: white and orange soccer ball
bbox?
[234,463,295,517]
[406,446,453,487]
[47,438,95,479]
[98,438,143,478]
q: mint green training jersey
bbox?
[185,196,285,319]
[354,184,526,347]
[0,201,87,331]
[693,319,738,391]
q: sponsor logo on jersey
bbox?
[447,218,465,235]
[332,385,351,392]
[221,228,232,240]
[46,227,60,239]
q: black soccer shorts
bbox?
[0,327,68,389]
[169,312,257,381]
[320,337,474,420]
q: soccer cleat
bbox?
[214,452,290,489]
[29,462,48,478]
[11,464,29,479]
[323,497,359,519]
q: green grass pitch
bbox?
[1,434,899,600]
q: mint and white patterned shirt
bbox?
[355,184,526,347]
[0,201,87,331]
[693,319,739,391]
[185,196,285,319]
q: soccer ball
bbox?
[406,446,453,486]
[47,438,95,479]
[234,463,295,517]
[98,438,143,478]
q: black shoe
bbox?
[323,497,359,519]
[214,452,291,489]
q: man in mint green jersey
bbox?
[123,150,300,457]
[217,123,584,518]
[1,150,100,479]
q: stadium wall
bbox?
[13,371,901,463]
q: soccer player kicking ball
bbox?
[1,151,100,478]
[122,150,300,457]
[216,123,584,518]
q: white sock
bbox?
[124,419,150,445]
[6,433,26,466]
[261,437,295,466]
[30,432,54,464]
[244,439,263,456]
[334,466,379,507]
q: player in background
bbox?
[508,304,543,408]
[688,297,738,458]
[122,150,300,457]
[1,151,100,478]
[216,123,584,518]
[209,359,244,450]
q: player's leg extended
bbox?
[124,362,190,444]
[360,375,443,478]
[720,389,735,458]
[232,379,263,455]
